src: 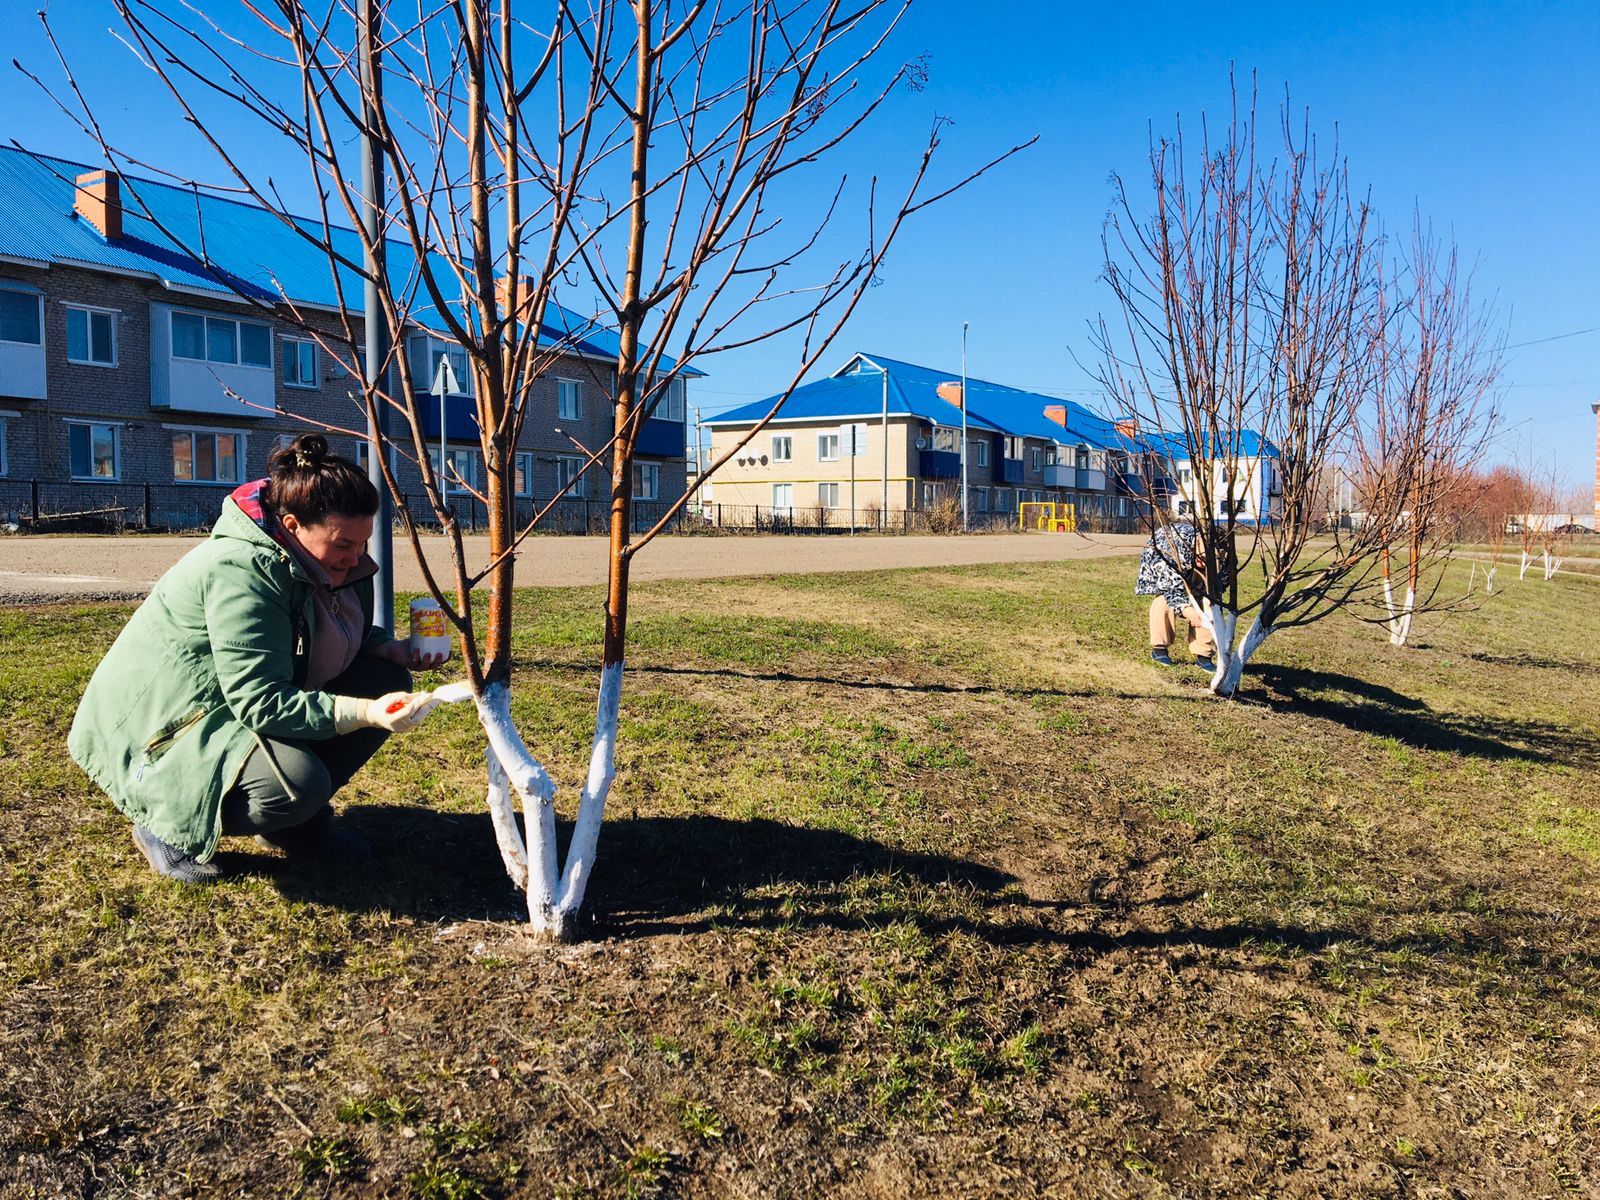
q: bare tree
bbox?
[1098,85,1411,696]
[36,0,1025,939]
[1357,222,1501,645]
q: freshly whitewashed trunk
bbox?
[1543,552,1561,581]
[1486,565,1497,594]
[552,661,624,935]
[1520,551,1533,580]
[1384,578,1416,646]
[1197,602,1271,697]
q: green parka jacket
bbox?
[68,481,390,861]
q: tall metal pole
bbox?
[960,321,969,532]
[360,0,393,631]
[880,366,889,528]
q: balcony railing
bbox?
[918,448,961,479]
[1074,467,1106,491]
[999,458,1024,485]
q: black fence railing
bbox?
[0,480,1148,537]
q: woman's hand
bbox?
[370,637,450,671]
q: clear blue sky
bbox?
[8,1,1597,487]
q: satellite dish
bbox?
[915,437,927,450]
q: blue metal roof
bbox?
[0,145,697,372]
[706,352,1117,447]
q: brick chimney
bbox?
[935,381,964,408]
[495,274,540,324]
[1114,416,1140,439]
[1043,404,1069,428]
[75,170,123,240]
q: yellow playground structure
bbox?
[1019,500,1076,533]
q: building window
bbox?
[1030,447,1043,472]
[68,421,120,480]
[0,286,43,345]
[974,487,989,513]
[994,488,1009,513]
[65,305,117,366]
[771,434,793,462]
[818,482,840,508]
[557,454,587,499]
[1002,436,1024,460]
[171,429,243,484]
[558,378,581,420]
[933,427,957,452]
[972,440,989,468]
[515,452,535,497]
[171,311,271,368]
[817,432,840,461]
[429,447,482,495]
[351,441,397,474]
[0,417,8,476]
[633,461,659,501]
[655,377,685,422]
[772,483,793,514]
[282,337,318,388]
[406,334,471,394]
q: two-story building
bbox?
[702,353,1170,528]
[0,146,689,529]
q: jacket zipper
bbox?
[134,705,209,781]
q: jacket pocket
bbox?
[135,705,209,781]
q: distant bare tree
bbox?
[1357,222,1501,644]
[35,0,1025,938]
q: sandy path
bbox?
[0,532,1146,603]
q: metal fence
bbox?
[0,480,1147,537]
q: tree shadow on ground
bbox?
[243,809,1600,995]
[1248,662,1597,767]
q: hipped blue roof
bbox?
[706,352,1124,449]
[0,145,697,373]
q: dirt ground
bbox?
[0,531,1145,602]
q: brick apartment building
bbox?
[0,147,689,530]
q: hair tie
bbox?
[294,451,316,469]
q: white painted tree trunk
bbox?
[470,666,625,940]
[1520,551,1532,580]
[1198,601,1272,698]
[1383,576,1416,646]
[1543,552,1561,581]
[1485,564,1496,594]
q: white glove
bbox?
[334,691,440,734]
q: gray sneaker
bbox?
[255,807,371,862]
[131,825,220,884]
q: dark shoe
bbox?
[131,825,220,884]
[256,807,371,861]
[1150,648,1175,667]
[1193,655,1217,673]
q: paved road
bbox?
[0,532,1147,604]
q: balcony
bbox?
[416,392,482,441]
[636,417,685,459]
[1075,467,1107,491]
[919,448,961,478]
[999,458,1024,485]
[1042,464,1073,488]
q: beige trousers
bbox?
[1149,596,1216,657]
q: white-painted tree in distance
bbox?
[33,0,1027,939]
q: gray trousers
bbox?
[220,656,411,837]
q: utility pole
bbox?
[359,0,393,630]
[880,366,890,528]
[960,321,969,532]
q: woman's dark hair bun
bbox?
[265,432,378,525]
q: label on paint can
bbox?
[408,598,452,659]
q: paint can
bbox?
[408,597,451,660]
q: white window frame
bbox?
[64,303,118,367]
[1030,447,1043,472]
[974,487,989,513]
[515,451,536,498]
[281,336,318,389]
[171,309,272,369]
[0,286,43,346]
[656,377,685,422]
[972,440,989,468]
[557,454,587,499]
[817,432,840,461]
[351,440,398,473]
[770,434,793,462]
[633,461,660,501]
[772,483,793,514]
[66,419,123,482]
[933,427,957,452]
[818,481,840,508]
[168,426,246,486]
[558,377,582,421]
[430,446,482,495]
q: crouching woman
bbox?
[70,434,445,883]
